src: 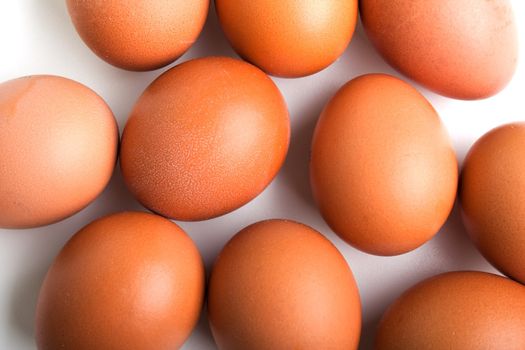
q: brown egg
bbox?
[0,75,118,229]
[375,271,525,349]
[120,56,290,221]
[35,211,205,350]
[310,74,458,256]
[215,0,358,78]
[360,0,518,100]
[66,0,209,71]
[208,219,361,349]
[460,123,525,284]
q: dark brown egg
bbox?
[120,56,290,221]
[376,271,525,349]
[35,212,205,350]
[310,74,458,256]
[360,0,518,99]
[208,219,361,349]
[460,123,525,284]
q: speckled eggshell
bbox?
[0,75,118,229]
[66,0,209,71]
[208,219,361,350]
[460,123,525,284]
[120,56,290,221]
[215,0,358,78]
[35,211,205,350]
[360,0,518,99]
[310,74,458,256]
[375,271,525,349]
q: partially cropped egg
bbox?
[310,74,458,255]
[376,271,525,349]
[0,75,118,229]
[215,0,358,78]
[460,123,525,284]
[120,56,290,221]
[360,0,518,99]
[208,219,361,349]
[35,211,205,350]
[66,0,209,71]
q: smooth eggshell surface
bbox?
[208,219,361,350]
[360,0,518,99]
[375,271,525,349]
[35,211,205,350]
[120,56,290,221]
[215,0,358,78]
[460,123,525,284]
[0,75,118,229]
[66,0,209,71]
[311,74,458,256]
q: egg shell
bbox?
[208,219,362,350]
[66,0,209,71]
[360,0,518,100]
[460,123,525,284]
[375,271,525,349]
[310,74,458,256]
[0,75,118,229]
[120,56,290,221]
[215,0,358,78]
[35,211,205,350]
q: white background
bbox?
[0,1,524,349]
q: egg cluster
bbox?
[0,1,523,349]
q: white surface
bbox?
[0,1,524,349]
